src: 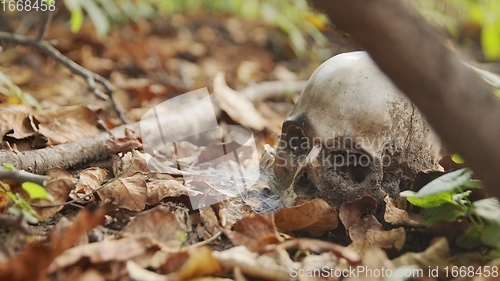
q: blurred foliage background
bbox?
[58,0,500,62]
[0,0,498,62]
[419,0,500,61]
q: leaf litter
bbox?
[0,9,499,281]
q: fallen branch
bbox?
[311,0,500,197]
[0,80,299,174]
[0,166,49,185]
[241,80,307,102]
[0,31,128,123]
[0,91,219,173]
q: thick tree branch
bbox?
[311,0,500,197]
[0,79,298,174]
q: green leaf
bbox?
[175,231,187,243]
[481,225,500,249]
[401,168,475,208]
[81,0,110,38]
[21,182,53,201]
[420,202,466,225]
[463,179,483,189]
[3,163,14,170]
[482,23,500,61]
[400,189,458,208]
[473,198,500,226]
[11,195,40,223]
[486,248,500,259]
[456,225,484,249]
[417,168,474,196]
[70,9,84,33]
[451,153,464,164]
[6,191,17,201]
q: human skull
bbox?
[274,52,440,209]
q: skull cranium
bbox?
[274,52,440,209]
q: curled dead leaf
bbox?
[72,167,108,202]
[123,205,190,249]
[33,105,100,146]
[106,129,142,154]
[32,168,75,221]
[147,179,199,206]
[222,213,281,253]
[339,196,378,230]
[48,236,157,274]
[274,198,339,236]
[213,72,267,131]
[97,173,147,211]
[384,196,424,227]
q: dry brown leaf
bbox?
[0,205,106,281]
[212,245,292,281]
[270,238,361,265]
[114,150,149,177]
[176,247,223,280]
[97,173,147,211]
[1,65,33,85]
[366,227,406,251]
[347,215,384,242]
[345,247,396,281]
[384,196,424,227]
[299,252,338,281]
[123,205,189,248]
[0,105,34,140]
[222,213,281,253]
[392,237,450,274]
[274,198,339,236]
[33,105,100,145]
[146,179,199,206]
[105,129,142,154]
[48,236,156,274]
[213,72,267,131]
[73,269,106,281]
[199,206,221,238]
[72,167,108,201]
[339,196,378,230]
[343,201,406,252]
[158,251,190,275]
[32,168,75,221]
[127,260,169,281]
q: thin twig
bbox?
[0,31,111,99]
[36,7,56,41]
[0,31,128,123]
[0,167,50,185]
[182,231,222,250]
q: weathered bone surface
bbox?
[274,51,440,209]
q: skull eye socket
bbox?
[280,124,310,156]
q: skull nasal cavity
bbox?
[331,152,373,183]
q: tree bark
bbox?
[311,0,500,197]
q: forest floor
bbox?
[0,10,499,281]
